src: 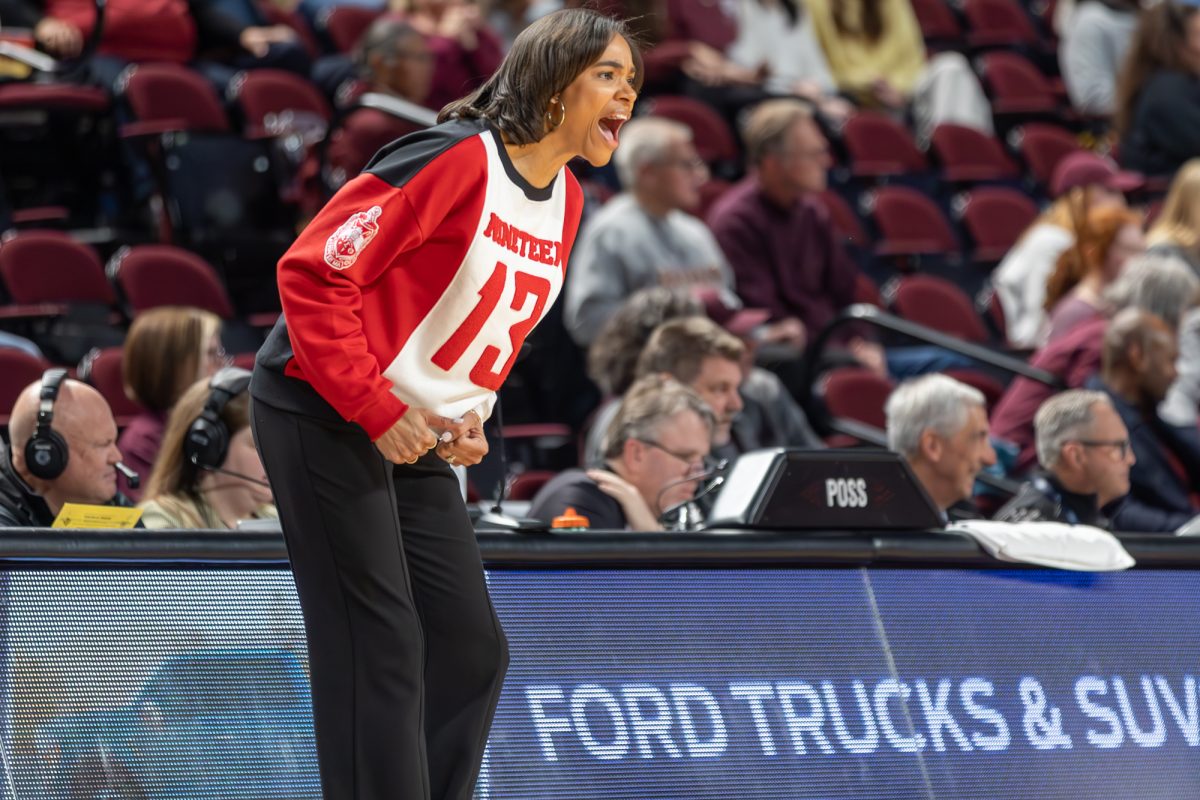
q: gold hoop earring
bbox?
[545,97,566,130]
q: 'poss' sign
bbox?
[826,478,869,509]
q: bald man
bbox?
[0,375,130,527]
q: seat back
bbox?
[930,123,1019,182]
[868,186,959,255]
[107,245,234,318]
[980,51,1057,114]
[889,274,990,343]
[964,0,1041,47]
[325,107,423,190]
[644,95,739,165]
[229,68,332,137]
[0,230,115,305]
[956,186,1038,261]
[817,189,872,250]
[0,349,50,429]
[911,0,964,42]
[118,63,229,132]
[821,367,894,430]
[77,346,145,425]
[841,111,928,177]
[318,5,383,52]
[1014,123,1081,188]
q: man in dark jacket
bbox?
[994,390,1134,527]
[0,376,132,528]
[1088,308,1200,532]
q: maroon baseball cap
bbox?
[694,287,770,338]
[1051,151,1143,198]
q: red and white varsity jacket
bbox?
[251,118,585,440]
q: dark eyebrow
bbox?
[594,60,633,71]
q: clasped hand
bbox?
[374,408,488,467]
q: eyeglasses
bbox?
[658,156,708,173]
[1075,439,1132,459]
[635,438,707,470]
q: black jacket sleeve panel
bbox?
[1135,72,1200,167]
[0,0,46,30]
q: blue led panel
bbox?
[869,569,1200,800]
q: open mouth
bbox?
[598,115,627,146]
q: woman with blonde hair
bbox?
[139,368,275,529]
[1043,205,1145,342]
[116,307,224,500]
[1146,158,1200,273]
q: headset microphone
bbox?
[195,463,272,489]
[114,462,140,490]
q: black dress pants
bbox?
[251,397,508,800]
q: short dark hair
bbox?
[439,8,643,145]
[635,316,745,384]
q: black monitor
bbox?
[704,448,944,530]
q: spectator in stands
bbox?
[726,0,853,122]
[485,0,561,50]
[117,307,225,501]
[1146,158,1200,274]
[1116,1,1200,176]
[992,151,1140,348]
[391,0,505,111]
[802,0,992,144]
[316,16,434,106]
[708,99,887,377]
[0,374,133,527]
[1043,206,1145,343]
[1060,0,1144,117]
[583,290,822,465]
[1,0,308,89]
[1090,308,1200,531]
[564,116,735,346]
[139,369,276,529]
[529,374,715,530]
[991,251,1200,473]
[885,373,997,520]
[994,390,1134,526]
[565,116,802,350]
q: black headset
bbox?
[24,369,71,481]
[184,367,252,471]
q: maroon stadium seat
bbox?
[841,111,928,179]
[228,68,332,138]
[1012,123,1082,190]
[508,470,558,502]
[77,346,145,427]
[955,186,1038,263]
[910,0,964,45]
[106,244,235,318]
[0,230,115,306]
[979,51,1061,116]
[888,274,990,343]
[821,367,894,430]
[644,95,739,166]
[817,189,872,250]
[930,124,1021,183]
[0,348,50,429]
[318,5,383,53]
[963,0,1042,49]
[866,186,959,257]
[325,107,424,189]
[117,63,229,134]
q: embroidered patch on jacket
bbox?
[324,206,383,270]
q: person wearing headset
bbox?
[138,368,276,529]
[0,370,136,528]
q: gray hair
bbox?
[602,374,715,460]
[1034,390,1112,468]
[1104,250,1200,329]
[612,116,692,190]
[885,374,986,457]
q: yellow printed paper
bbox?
[51,503,142,529]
